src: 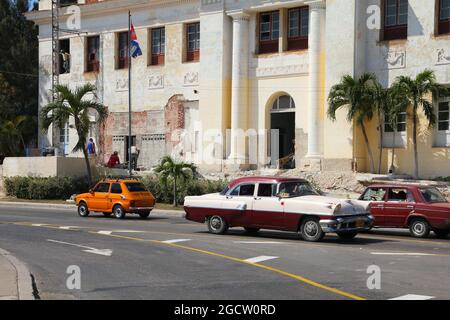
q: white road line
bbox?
[371,252,436,256]
[98,230,144,235]
[47,239,113,257]
[31,224,48,227]
[390,294,435,300]
[161,239,192,244]
[59,226,78,230]
[244,256,279,264]
[234,241,283,244]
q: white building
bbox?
[28,0,450,177]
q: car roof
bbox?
[228,177,307,188]
[367,183,425,189]
[99,179,142,184]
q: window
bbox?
[230,184,255,197]
[419,187,448,203]
[125,183,148,192]
[383,0,408,40]
[257,184,277,197]
[438,0,450,35]
[272,95,296,111]
[259,11,279,54]
[59,122,69,156]
[94,183,110,193]
[59,39,70,74]
[278,182,318,198]
[86,36,100,72]
[435,89,450,147]
[117,31,129,69]
[360,188,387,202]
[387,188,414,202]
[110,183,123,194]
[150,27,165,65]
[186,22,200,62]
[287,7,309,51]
[383,112,407,148]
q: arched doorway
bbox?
[270,94,296,169]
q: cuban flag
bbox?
[130,24,143,58]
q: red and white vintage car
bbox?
[184,177,374,242]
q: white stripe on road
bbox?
[47,239,113,257]
[59,226,78,230]
[234,241,283,244]
[390,294,435,300]
[244,256,279,264]
[161,239,192,244]
[371,252,436,256]
[32,224,48,227]
[98,230,144,235]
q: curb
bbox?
[0,248,35,300]
[0,200,184,216]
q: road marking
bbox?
[234,241,283,244]
[98,230,144,235]
[47,239,113,257]
[31,224,48,227]
[371,252,437,256]
[93,232,365,300]
[59,226,78,230]
[161,239,192,244]
[244,256,279,264]
[390,294,435,300]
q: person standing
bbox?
[87,138,96,156]
[130,145,140,171]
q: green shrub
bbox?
[4,176,90,200]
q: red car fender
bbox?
[405,211,429,226]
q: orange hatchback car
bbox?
[75,180,156,219]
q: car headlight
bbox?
[333,204,342,213]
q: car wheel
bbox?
[300,217,325,242]
[337,231,358,240]
[207,216,229,235]
[113,205,126,220]
[139,212,151,219]
[433,229,450,238]
[244,227,260,234]
[77,202,89,217]
[103,212,112,217]
[409,218,431,238]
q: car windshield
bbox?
[278,181,318,198]
[419,187,448,203]
[125,183,148,192]
[220,186,230,196]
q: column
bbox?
[228,10,250,162]
[305,0,326,159]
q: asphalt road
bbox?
[0,203,449,300]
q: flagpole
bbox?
[128,11,132,177]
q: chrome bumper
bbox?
[129,207,154,212]
[320,215,374,233]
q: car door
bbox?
[252,183,285,229]
[360,187,387,226]
[225,183,255,225]
[107,183,123,212]
[90,182,111,212]
[384,187,415,227]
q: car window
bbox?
[230,184,255,197]
[94,183,110,193]
[278,181,318,198]
[110,183,122,194]
[387,188,413,202]
[420,188,448,203]
[361,188,386,201]
[125,183,147,192]
[257,183,276,197]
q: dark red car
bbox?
[359,184,450,238]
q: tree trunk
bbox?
[390,131,396,174]
[413,108,419,179]
[378,119,383,174]
[81,141,93,187]
[173,176,177,207]
[360,122,375,174]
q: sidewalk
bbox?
[0,248,35,300]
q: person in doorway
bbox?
[107,151,121,168]
[130,145,140,171]
[87,138,96,156]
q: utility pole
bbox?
[51,0,60,103]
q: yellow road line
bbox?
[90,232,366,301]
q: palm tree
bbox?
[372,82,392,174]
[154,156,198,207]
[327,73,377,173]
[391,70,448,179]
[41,84,108,186]
[0,115,28,156]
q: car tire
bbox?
[300,217,325,242]
[113,205,126,220]
[409,218,431,238]
[78,202,89,217]
[207,216,229,235]
[244,227,260,234]
[433,229,450,238]
[139,211,151,219]
[337,231,358,240]
[103,212,112,217]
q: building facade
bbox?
[28,0,450,177]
